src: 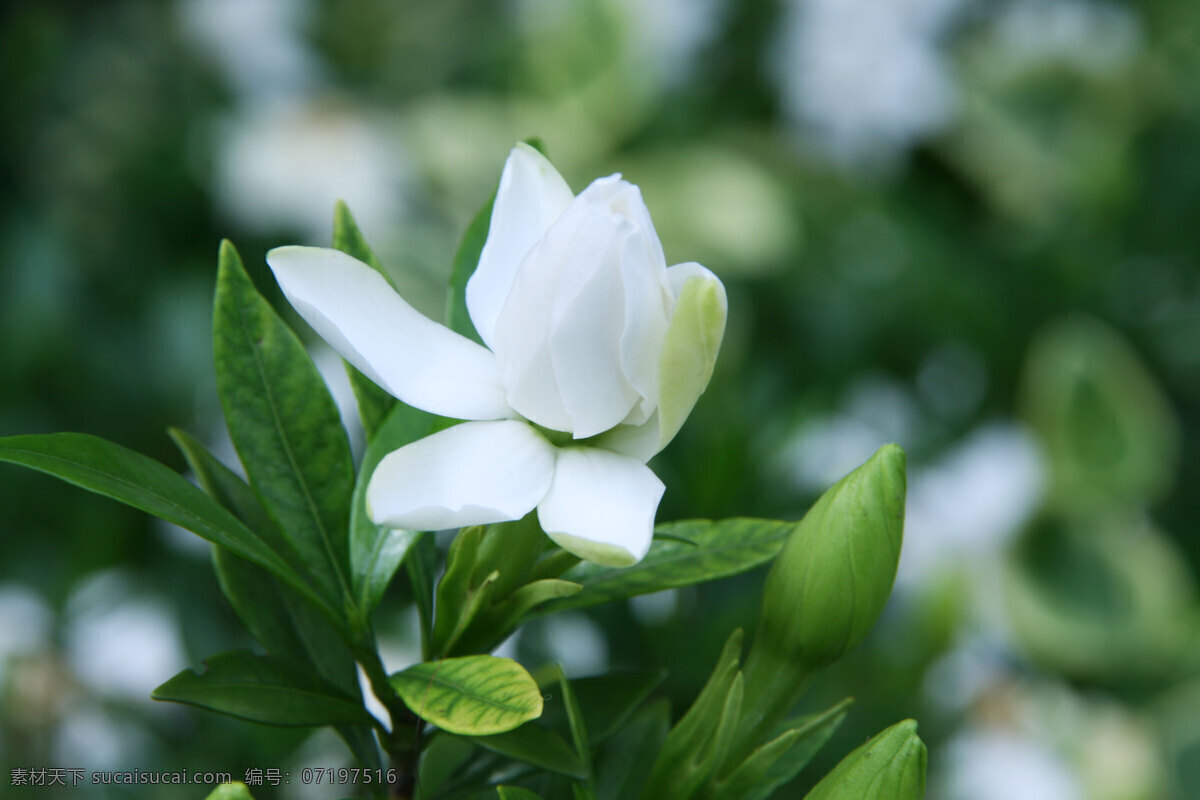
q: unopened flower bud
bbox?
[754,443,906,672]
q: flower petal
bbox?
[467,143,574,350]
[494,201,641,435]
[537,447,664,567]
[267,245,511,421]
[367,420,556,531]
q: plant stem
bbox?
[354,638,424,799]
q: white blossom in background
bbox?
[898,423,1045,588]
[990,0,1142,75]
[773,0,969,166]
[0,584,51,661]
[63,572,187,702]
[53,705,155,772]
[541,614,609,677]
[780,376,920,493]
[0,584,52,688]
[938,728,1085,800]
[213,101,409,241]
[613,0,726,88]
[178,0,320,103]
[268,144,726,566]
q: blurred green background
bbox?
[3,0,1200,798]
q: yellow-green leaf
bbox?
[391,655,542,735]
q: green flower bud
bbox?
[805,720,926,800]
[205,783,255,800]
[755,443,906,672]
[730,445,906,765]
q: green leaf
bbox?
[0,432,324,615]
[347,366,396,443]
[332,199,386,275]
[391,655,543,736]
[469,723,588,780]
[498,788,544,800]
[446,198,493,344]
[171,430,340,664]
[596,699,669,800]
[172,432,381,767]
[416,734,477,798]
[213,240,355,608]
[452,578,582,657]
[803,720,926,800]
[350,401,443,615]
[432,525,487,655]
[168,428,285,551]
[332,201,396,439]
[544,670,666,747]
[153,651,373,727]
[541,519,790,614]
[553,665,591,775]
[723,699,852,800]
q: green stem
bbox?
[723,644,813,773]
[354,637,423,799]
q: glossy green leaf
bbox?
[213,240,355,607]
[332,200,396,439]
[391,655,543,736]
[153,651,372,727]
[498,787,544,800]
[724,698,852,800]
[803,720,926,800]
[0,432,323,614]
[596,699,670,800]
[349,401,443,615]
[469,723,588,779]
[541,519,790,614]
[446,198,493,344]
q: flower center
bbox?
[529,423,576,448]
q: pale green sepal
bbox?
[656,274,728,451]
[803,719,926,800]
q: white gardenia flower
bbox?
[267,144,727,566]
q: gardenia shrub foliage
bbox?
[0,143,924,800]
